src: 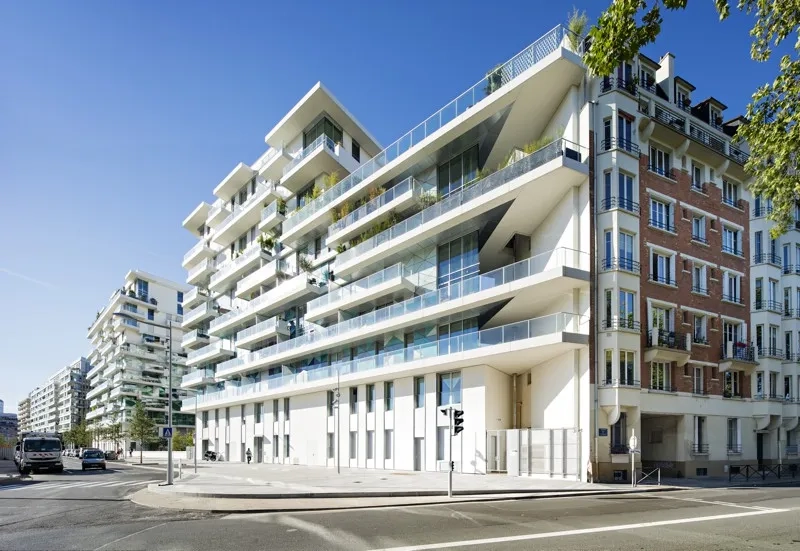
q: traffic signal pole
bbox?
[448,407,453,498]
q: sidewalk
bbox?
[131,462,680,513]
[0,459,19,485]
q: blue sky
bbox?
[0,1,784,412]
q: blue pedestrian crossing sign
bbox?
[161,427,173,438]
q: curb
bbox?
[146,484,680,500]
[131,486,687,514]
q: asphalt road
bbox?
[1,460,799,551]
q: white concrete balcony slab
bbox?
[86,408,104,420]
[209,274,326,338]
[235,259,292,299]
[181,368,217,389]
[306,263,416,324]
[186,258,217,286]
[279,26,583,251]
[182,302,217,329]
[182,287,207,309]
[181,329,210,350]
[215,248,589,380]
[209,245,272,293]
[252,147,292,181]
[182,201,211,237]
[86,380,109,400]
[206,199,231,227]
[235,317,290,350]
[644,328,692,366]
[120,343,162,363]
[280,134,358,194]
[182,240,216,269]
[257,200,286,232]
[324,176,423,249]
[213,162,256,202]
[109,385,139,400]
[719,342,758,374]
[186,341,236,367]
[189,313,588,411]
[336,140,588,278]
[213,182,279,246]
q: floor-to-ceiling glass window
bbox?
[437,233,479,288]
[437,145,479,197]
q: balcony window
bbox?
[693,315,707,344]
[691,163,705,191]
[620,350,636,386]
[619,289,636,328]
[651,251,674,285]
[303,116,342,148]
[692,265,707,294]
[437,232,479,288]
[437,145,479,198]
[617,115,633,152]
[611,412,627,454]
[691,216,706,243]
[694,416,707,453]
[136,279,149,300]
[722,227,740,255]
[618,172,636,211]
[437,371,462,406]
[352,139,360,163]
[603,350,612,384]
[650,198,674,232]
[727,418,740,453]
[650,361,671,391]
[649,145,671,177]
[722,180,740,207]
[723,272,741,303]
[724,371,741,398]
[652,306,673,332]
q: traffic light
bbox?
[453,409,464,435]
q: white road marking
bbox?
[365,508,790,551]
[92,522,166,551]
[652,494,779,511]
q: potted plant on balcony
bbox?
[257,232,275,253]
[336,243,347,254]
[566,8,588,53]
[276,198,287,215]
[323,171,340,190]
[298,255,314,274]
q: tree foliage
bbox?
[584,0,800,237]
[64,422,92,448]
[128,401,157,464]
[171,431,194,452]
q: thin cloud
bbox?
[0,268,57,290]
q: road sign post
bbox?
[629,430,638,487]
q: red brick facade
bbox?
[638,155,751,397]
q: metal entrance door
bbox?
[487,430,507,472]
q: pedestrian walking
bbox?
[246,448,252,464]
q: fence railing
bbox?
[282,24,575,235]
[199,313,587,405]
[337,139,585,266]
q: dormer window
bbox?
[676,88,691,110]
[710,107,723,129]
[639,67,655,89]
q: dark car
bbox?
[81,449,106,471]
[104,450,118,460]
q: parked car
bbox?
[104,450,118,460]
[81,449,106,471]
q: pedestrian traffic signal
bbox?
[453,409,464,435]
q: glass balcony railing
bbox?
[183,240,211,264]
[236,317,284,342]
[207,199,228,221]
[187,341,233,362]
[183,302,214,324]
[307,263,413,314]
[261,199,286,221]
[282,25,573,236]
[282,134,336,176]
[210,244,267,288]
[182,368,216,386]
[338,139,584,266]
[210,272,308,333]
[217,246,589,376]
[216,182,275,234]
[199,312,586,406]
[251,148,279,172]
[328,177,421,237]
[187,258,216,281]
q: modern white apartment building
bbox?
[25,358,91,434]
[181,26,591,476]
[16,398,30,433]
[180,25,767,481]
[85,270,193,451]
[749,197,800,462]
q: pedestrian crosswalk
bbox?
[0,479,160,493]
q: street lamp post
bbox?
[113,312,175,486]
